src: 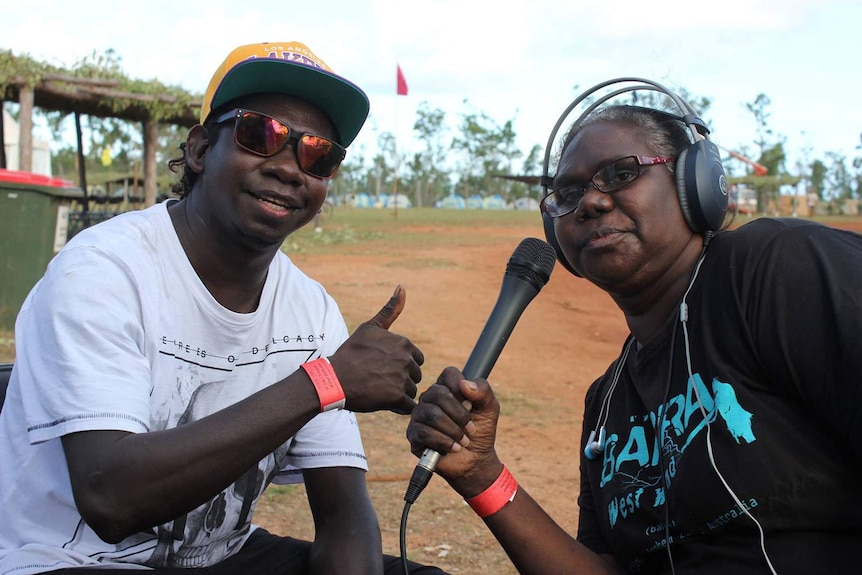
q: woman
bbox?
[407,99,862,574]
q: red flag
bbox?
[396,64,408,96]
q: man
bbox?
[0,41,445,575]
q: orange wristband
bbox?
[466,465,518,518]
[301,357,346,412]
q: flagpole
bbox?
[393,87,398,221]
[394,63,409,220]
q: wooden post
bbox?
[18,86,34,173]
[143,119,158,206]
[74,112,91,226]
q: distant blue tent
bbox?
[379,193,412,209]
[482,194,508,210]
[353,192,373,208]
[466,195,484,209]
[436,194,466,209]
[514,197,540,211]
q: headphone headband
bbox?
[541,77,708,194]
[540,77,729,277]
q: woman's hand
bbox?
[407,366,504,495]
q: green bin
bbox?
[0,169,84,331]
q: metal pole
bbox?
[75,112,91,227]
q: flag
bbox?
[396,64,408,96]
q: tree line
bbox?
[5,48,859,214]
[36,92,860,215]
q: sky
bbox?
[1,0,859,178]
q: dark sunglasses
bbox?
[213,109,347,179]
[541,155,676,218]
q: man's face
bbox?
[187,93,336,252]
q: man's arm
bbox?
[62,286,422,544]
[62,372,322,543]
[303,466,383,575]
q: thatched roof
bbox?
[2,72,199,127]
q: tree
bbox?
[411,102,449,207]
[371,131,396,202]
[620,86,712,121]
[497,118,522,202]
[451,103,522,201]
[745,94,786,213]
[825,151,854,201]
[809,159,827,201]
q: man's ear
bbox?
[185,125,210,173]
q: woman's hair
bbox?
[560,105,692,170]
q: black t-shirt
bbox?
[577,218,862,574]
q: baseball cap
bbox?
[200,41,370,146]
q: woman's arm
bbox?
[407,367,621,575]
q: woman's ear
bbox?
[185,125,210,174]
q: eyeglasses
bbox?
[213,109,347,179]
[541,155,676,218]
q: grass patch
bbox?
[281,224,385,254]
[261,483,303,501]
[383,257,459,270]
[283,207,545,256]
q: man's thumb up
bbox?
[366,285,406,331]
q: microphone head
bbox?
[506,237,557,290]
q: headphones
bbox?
[539,77,729,277]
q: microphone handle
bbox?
[416,277,541,474]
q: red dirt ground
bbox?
[252,217,862,574]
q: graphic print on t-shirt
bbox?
[145,319,331,568]
[599,373,756,531]
[145,357,294,568]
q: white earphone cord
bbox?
[680,250,779,575]
[594,337,635,436]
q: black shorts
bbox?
[40,528,449,575]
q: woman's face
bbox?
[552,120,695,295]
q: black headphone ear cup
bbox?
[541,208,580,277]
[675,140,729,233]
[674,147,697,232]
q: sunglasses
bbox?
[541,155,676,218]
[213,109,347,179]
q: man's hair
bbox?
[167,114,228,199]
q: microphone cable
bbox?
[399,498,412,575]
[398,237,557,575]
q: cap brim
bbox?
[209,59,370,146]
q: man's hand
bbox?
[329,285,424,415]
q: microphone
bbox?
[404,237,557,504]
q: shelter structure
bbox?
[0,50,200,214]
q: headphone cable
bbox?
[658,234,711,574]
[680,239,779,575]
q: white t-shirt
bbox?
[0,202,367,574]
